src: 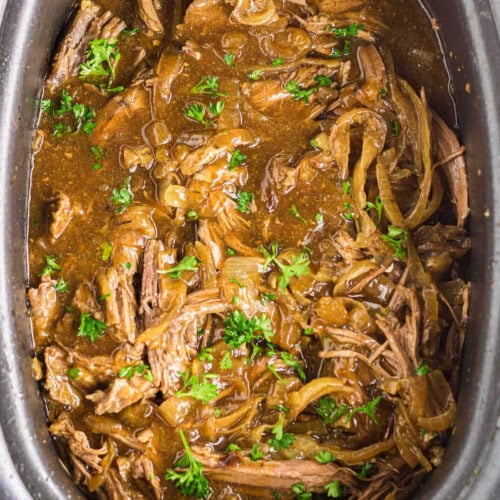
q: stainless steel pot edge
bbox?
[0,1,497,499]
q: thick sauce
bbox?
[28,1,469,499]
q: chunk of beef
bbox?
[47,0,126,91]
[191,447,361,493]
[87,374,156,415]
[84,415,147,451]
[131,455,162,500]
[137,0,164,34]
[93,85,150,143]
[96,267,137,343]
[140,239,164,328]
[122,144,154,170]
[147,295,230,395]
[49,191,73,241]
[50,412,106,471]
[44,346,82,408]
[72,282,100,314]
[28,274,58,343]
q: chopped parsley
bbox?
[67,367,80,380]
[55,278,69,293]
[357,461,373,479]
[184,103,213,127]
[331,22,364,38]
[220,350,233,370]
[316,397,349,425]
[187,210,199,220]
[229,149,246,170]
[176,370,219,404]
[314,74,332,87]
[285,80,317,104]
[191,75,226,97]
[259,242,310,292]
[77,313,107,343]
[330,40,352,58]
[314,451,336,464]
[346,396,382,426]
[158,255,200,279]
[390,120,400,137]
[416,361,431,376]
[365,196,384,224]
[223,310,273,348]
[79,38,121,91]
[224,53,235,67]
[281,352,306,381]
[267,364,287,385]
[165,429,210,499]
[119,364,153,382]
[292,482,312,500]
[343,202,354,220]
[226,443,241,452]
[248,69,263,81]
[260,292,276,305]
[208,101,224,117]
[289,203,307,224]
[341,179,352,196]
[236,191,254,213]
[249,443,265,461]
[110,177,133,214]
[100,242,113,261]
[198,347,214,363]
[272,57,284,67]
[381,225,408,259]
[325,480,346,498]
[315,212,324,224]
[268,413,294,451]
[40,255,61,277]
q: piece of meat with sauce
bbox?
[131,454,162,500]
[44,345,82,408]
[191,447,362,494]
[137,0,164,34]
[49,191,73,241]
[96,267,138,343]
[87,374,156,415]
[28,274,58,344]
[46,0,126,92]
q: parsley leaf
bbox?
[259,243,310,292]
[268,413,295,451]
[346,396,382,426]
[165,429,210,499]
[41,98,54,114]
[184,103,213,127]
[176,370,219,403]
[331,22,364,38]
[416,361,431,376]
[330,40,352,58]
[229,149,246,170]
[119,364,153,382]
[281,352,306,381]
[316,397,349,425]
[342,179,352,196]
[191,75,226,97]
[236,191,253,213]
[285,80,317,104]
[314,74,332,87]
[77,313,107,343]
[248,69,263,81]
[249,443,265,461]
[55,278,69,293]
[110,176,133,214]
[40,255,61,277]
[187,210,199,220]
[223,310,274,348]
[365,196,384,224]
[390,120,400,137]
[80,38,121,90]
[292,482,312,500]
[271,57,284,67]
[220,350,233,370]
[208,101,224,117]
[289,204,307,224]
[100,242,113,261]
[325,480,346,498]
[224,53,235,66]
[158,255,200,279]
[315,212,324,224]
[267,364,287,385]
[226,443,241,452]
[314,451,336,464]
[198,347,214,362]
[357,461,373,479]
[381,225,408,259]
[67,367,80,380]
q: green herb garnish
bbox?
[176,370,219,403]
[77,313,107,343]
[285,80,317,104]
[314,451,336,464]
[268,413,294,451]
[346,396,382,426]
[110,177,133,214]
[381,225,408,259]
[229,149,246,170]
[365,196,384,224]
[331,22,364,38]
[236,191,253,213]
[191,75,226,97]
[119,364,153,382]
[224,53,235,67]
[316,397,349,425]
[281,352,306,381]
[80,38,121,90]
[289,204,307,224]
[158,255,200,279]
